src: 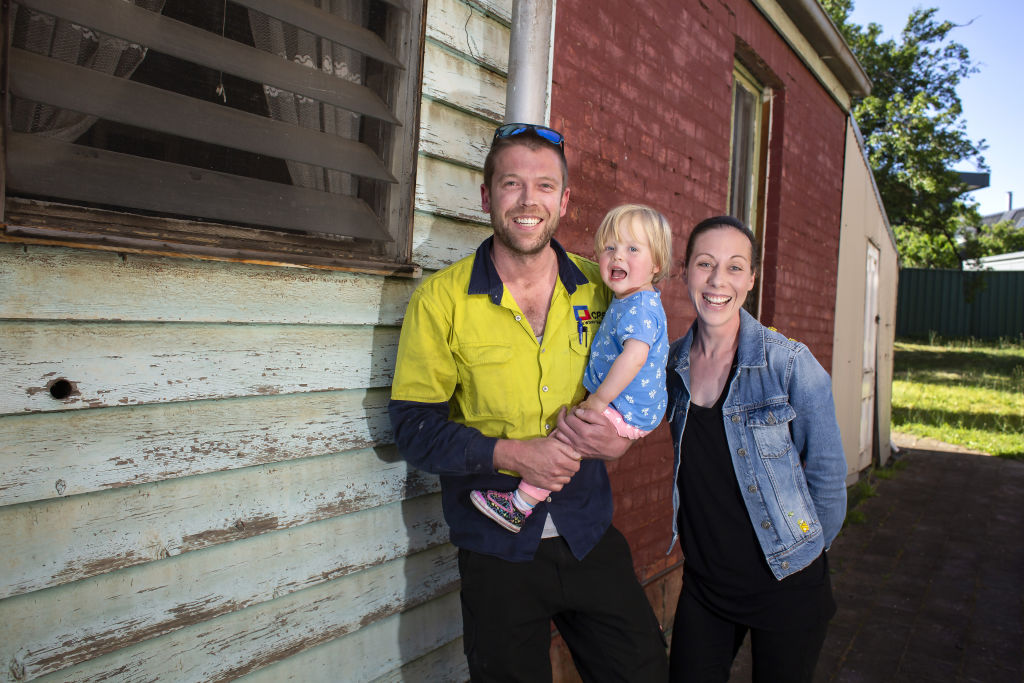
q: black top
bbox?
[676,365,835,630]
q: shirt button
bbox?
[737,448,747,456]
[747,484,757,493]
[544,424,551,431]
[761,520,771,529]
[731,415,740,423]
[542,386,549,392]
[514,315,522,321]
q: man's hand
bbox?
[493,436,582,492]
[556,405,632,461]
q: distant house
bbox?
[968,251,1024,270]
[962,207,1024,270]
[981,206,1024,230]
[1,0,895,679]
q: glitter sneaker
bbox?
[470,489,528,533]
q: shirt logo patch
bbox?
[573,305,592,323]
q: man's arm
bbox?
[494,437,581,491]
[390,399,582,490]
[388,399,497,475]
[555,405,632,461]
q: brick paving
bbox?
[730,444,1024,682]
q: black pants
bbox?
[458,526,668,682]
[669,585,830,683]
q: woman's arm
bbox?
[788,347,849,549]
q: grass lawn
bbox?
[892,338,1024,460]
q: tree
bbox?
[820,0,994,268]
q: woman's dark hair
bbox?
[684,215,760,273]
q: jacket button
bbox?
[761,520,771,529]
[781,561,790,570]
[731,415,740,423]
[747,484,757,493]
[737,448,747,456]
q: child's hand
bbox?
[576,394,608,415]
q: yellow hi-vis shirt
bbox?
[391,238,610,444]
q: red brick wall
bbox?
[548,0,847,622]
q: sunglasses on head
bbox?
[493,123,565,150]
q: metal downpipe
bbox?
[505,0,556,125]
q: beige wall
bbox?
[832,118,899,483]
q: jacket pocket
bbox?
[747,403,797,458]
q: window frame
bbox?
[728,62,769,234]
[728,60,772,317]
[0,0,426,276]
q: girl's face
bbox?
[683,225,756,327]
[597,217,660,298]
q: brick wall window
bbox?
[728,61,771,315]
[728,63,769,232]
[1,0,425,274]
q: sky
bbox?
[847,0,1022,218]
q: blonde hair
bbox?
[593,204,672,284]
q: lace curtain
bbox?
[8,0,167,141]
[248,0,367,195]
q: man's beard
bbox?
[491,211,560,257]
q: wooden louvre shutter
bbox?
[3,0,423,268]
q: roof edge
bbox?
[849,115,898,253]
[775,0,872,98]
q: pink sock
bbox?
[518,482,551,501]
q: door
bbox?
[859,242,880,470]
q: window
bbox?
[1,0,425,273]
[728,63,768,232]
[728,62,771,314]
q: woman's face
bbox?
[683,225,757,329]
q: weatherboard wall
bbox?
[0,0,512,679]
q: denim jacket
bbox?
[667,309,848,580]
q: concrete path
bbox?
[731,443,1024,682]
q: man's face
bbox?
[481,144,570,257]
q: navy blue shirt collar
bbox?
[468,236,591,303]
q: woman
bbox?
[667,216,848,682]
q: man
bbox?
[389,123,668,681]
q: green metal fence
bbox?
[896,268,1024,340]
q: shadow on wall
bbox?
[366,289,467,680]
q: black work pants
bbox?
[669,584,830,683]
[458,526,668,682]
